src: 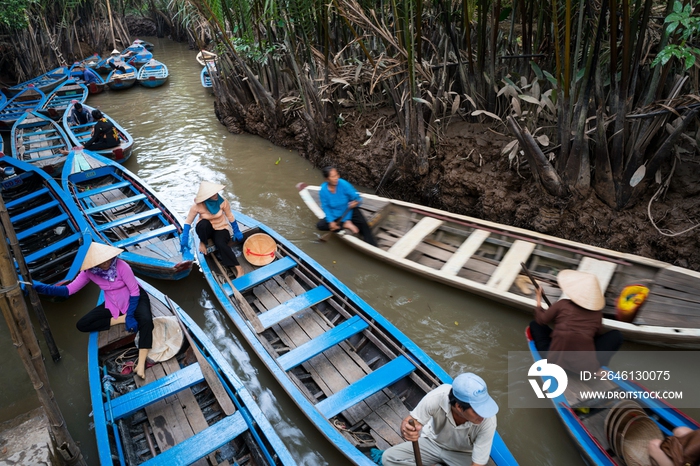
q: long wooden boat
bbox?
[0,86,47,130]
[79,53,102,69]
[106,63,138,90]
[89,278,295,465]
[39,79,89,119]
[5,66,70,97]
[127,50,154,69]
[69,65,107,95]
[137,60,169,88]
[197,210,518,465]
[132,39,154,52]
[200,65,213,90]
[526,327,699,465]
[94,57,114,75]
[62,149,194,280]
[196,50,217,66]
[62,103,134,163]
[299,185,700,349]
[0,155,91,284]
[11,110,71,176]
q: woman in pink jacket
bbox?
[33,243,154,378]
[181,181,245,278]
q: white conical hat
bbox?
[195,181,225,203]
[111,49,120,55]
[81,243,123,271]
[557,270,605,311]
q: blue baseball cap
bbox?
[452,373,499,418]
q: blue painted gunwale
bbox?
[127,50,154,68]
[87,278,296,466]
[137,60,169,88]
[61,149,194,280]
[106,63,138,90]
[198,210,519,466]
[0,86,47,130]
[0,155,91,284]
[5,66,70,97]
[61,103,134,163]
[527,330,699,465]
[0,93,6,109]
[10,110,71,175]
[40,79,89,119]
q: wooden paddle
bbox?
[408,418,423,466]
[520,262,552,306]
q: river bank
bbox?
[216,102,700,271]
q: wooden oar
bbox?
[408,418,423,466]
[520,262,552,306]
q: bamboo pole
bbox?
[0,196,60,361]
[106,0,117,50]
[0,218,86,465]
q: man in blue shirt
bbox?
[317,166,377,246]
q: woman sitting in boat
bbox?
[68,102,92,126]
[32,243,154,378]
[83,109,120,151]
[317,166,377,246]
[529,270,623,374]
[181,181,245,278]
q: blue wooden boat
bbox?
[122,44,146,55]
[201,65,213,90]
[88,278,295,465]
[0,92,6,109]
[69,65,107,95]
[5,66,70,97]
[0,155,91,284]
[11,110,71,175]
[127,50,154,69]
[62,103,134,162]
[132,38,154,52]
[40,79,89,119]
[0,86,47,130]
[106,63,137,90]
[80,53,102,69]
[94,57,114,75]
[137,60,168,88]
[196,210,519,465]
[526,328,699,465]
[62,149,194,280]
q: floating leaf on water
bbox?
[455,321,459,326]
[630,164,646,187]
[275,157,281,165]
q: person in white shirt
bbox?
[382,372,499,466]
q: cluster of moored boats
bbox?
[2,40,699,466]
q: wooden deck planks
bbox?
[486,240,536,291]
[387,217,443,259]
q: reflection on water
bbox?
[2,36,696,466]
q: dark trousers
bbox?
[529,321,623,367]
[84,140,119,150]
[316,208,377,246]
[196,219,240,267]
[76,287,154,349]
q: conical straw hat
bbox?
[557,270,605,311]
[81,243,123,271]
[243,233,277,266]
[111,49,120,55]
[195,181,225,203]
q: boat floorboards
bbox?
[637,269,700,327]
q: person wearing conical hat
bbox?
[32,243,154,378]
[182,181,245,278]
[529,270,623,373]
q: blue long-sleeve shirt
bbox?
[319,179,361,223]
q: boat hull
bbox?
[299,185,700,349]
[11,110,71,175]
[62,103,134,163]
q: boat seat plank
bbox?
[10,199,59,223]
[77,180,131,199]
[259,286,334,330]
[20,134,63,145]
[113,225,177,248]
[441,230,491,275]
[15,213,68,241]
[277,316,369,371]
[84,193,146,215]
[5,187,50,209]
[24,233,80,263]
[387,217,444,259]
[107,362,204,421]
[21,129,55,137]
[227,256,297,294]
[140,411,246,466]
[96,208,162,232]
[315,356,415,419]
[486,240,536,291]
[560,257,617,301]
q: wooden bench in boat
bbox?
[223,256,297,295]
[96,208,162,232]
[258,285,333,330]
[441,229,491,275]
[113,225,177,248]
[387,217,443,259]
[24,233,80,263]
[486,240,536,291]
[5,188,50,209]
[15,214,68,241]
[77,180,131,199]
[315,356,416,418]
[9,199,59,222]
[84,194,147,215]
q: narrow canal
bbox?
[1,37,696,465]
